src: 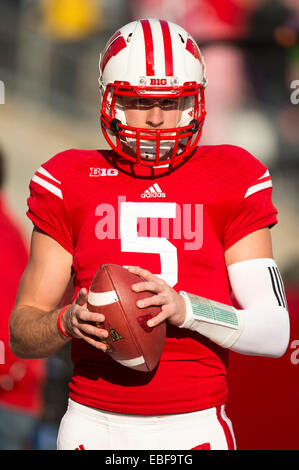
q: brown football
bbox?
[87,264,166,372]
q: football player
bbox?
[9,19,290,450]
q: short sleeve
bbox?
[224,171,278,251]
[27,164,74,254]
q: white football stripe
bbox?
[244,181,272,198]
[117,356,145,367]
[31,175,63,199]
[88,290,119,306]
[37,166,61,184]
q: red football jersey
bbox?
[27,145,277,415]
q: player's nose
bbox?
[146,105,164,128]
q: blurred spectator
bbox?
[40,0,103,42]
[0,147,45,450]
[13,0,130,112]
[244,0,299,170]
[244,0,294,109]
[128,0,298,170]
[128,0,252,42]
[0,0,23,74]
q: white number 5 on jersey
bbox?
[120,202,178,287]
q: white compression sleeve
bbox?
[179,258,290,357]
[227,258,290,356]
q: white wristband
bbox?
[179,291,243,349]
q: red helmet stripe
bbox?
[101,35,127,72]
[186,38,202,63]
[106,30,121,49]
[160,20,173,76]
[141,19,155,76]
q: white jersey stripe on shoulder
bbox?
[258,170,270,180]
[32,175,63,199]
[244,180,272,198]
[37,166,61,184]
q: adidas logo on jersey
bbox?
[141,183,166,198]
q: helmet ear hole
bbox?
[190,119,200,134]
[110,118,122,134]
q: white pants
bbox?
[57,399,236,450]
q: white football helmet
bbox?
[99,19,207,168]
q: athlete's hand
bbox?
[60,288,108,351]
[128,266,186,327]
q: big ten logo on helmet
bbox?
[0,341,4,364]
[290,80,299,105]
[290,339,299,365]
[90,168,119,177]
[150,78,167,85]
[94,196,203,250]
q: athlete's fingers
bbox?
[137,294,166,308]
[76,331,108,352]
[74,322,108,340]
[76,308,105,324]
[146,309,169,327]
[128,266,162,284]
[131,280,164,294]
[75,288,89,306]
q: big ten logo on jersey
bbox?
[89,168,118,177]
[94,196,203,251]
[290,339,299,365]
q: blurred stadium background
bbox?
[0,0,298,450]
